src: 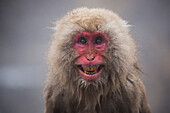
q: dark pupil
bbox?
[95,36,102,44]
[79,37,87,44]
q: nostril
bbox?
[86,56,95,61]
[91,57,95,60]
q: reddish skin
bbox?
[74,32,108,82]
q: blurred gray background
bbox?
[0,0,170,113]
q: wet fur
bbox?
[44,8,151,113]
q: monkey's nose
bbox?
[86,54,95,61]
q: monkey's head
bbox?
[48,8,138,88]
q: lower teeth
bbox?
[85,71,97,75]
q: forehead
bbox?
[75,32,104,37]
[74,32,108,40]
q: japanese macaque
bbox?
[44,8,151,113]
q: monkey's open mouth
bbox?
[77,65,103,75]
[77,64,104,81]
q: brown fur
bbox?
[44,7,151,113]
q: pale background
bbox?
[0,0,170,113]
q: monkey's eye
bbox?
[79,37,87,44]
[95,36,103,44]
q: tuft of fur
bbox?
[44,7,151,113]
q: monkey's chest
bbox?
[59,97,130,113]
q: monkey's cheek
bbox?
[78,68,103,82]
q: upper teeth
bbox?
[83,66,98,71]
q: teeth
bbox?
[82,66,99,75]
[94,67,97,70]
[83,67,87,71]
[83,67,98,71]
[88,67,90,71]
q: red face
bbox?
[74,32,108,82]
